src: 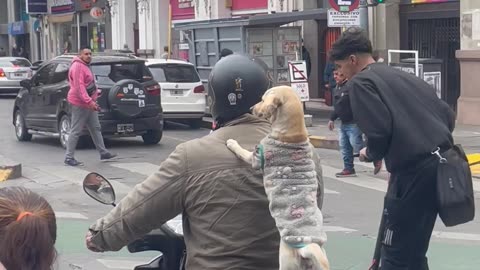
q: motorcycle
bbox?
[82,172,187,270]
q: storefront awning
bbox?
[174,8,328,30]
[47,14,74,23]
[247,8,328,27]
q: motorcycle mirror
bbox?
[83,172,116,206]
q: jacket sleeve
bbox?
[349,80,392,161]
[90,89,99,102]
[329,110,338,122]
[311,148,324,210]
[89,144,187,251]
[442,101,456,133]
[329,86,340,121]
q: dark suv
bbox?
[12,53,164,147]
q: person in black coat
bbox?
[302,39,311,78]
[329,27,455,270]
[328,70,364,177]
[328,70,382,177]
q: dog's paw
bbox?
[226,139,239,150]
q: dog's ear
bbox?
[262,94,282,118]
[272,95,283,107]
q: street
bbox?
[0,96,479,270]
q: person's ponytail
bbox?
[0,187,57,270]
[0,212,56,270]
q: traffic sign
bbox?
[288,61,308,83]
[291,82,310,102]
[328,9,361,27]
[329,0,360,12]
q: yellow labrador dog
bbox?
[227,86,330,270]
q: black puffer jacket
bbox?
[330,80,354,124]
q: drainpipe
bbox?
[76,12,80,51]
[359,0,369,34]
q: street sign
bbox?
[291,82,310,102]
[26,0,48,14]
[387,49,420,77]
[179,43,189,50]
[288,61,309,102]
[329,0,360,12]
[288,61,308,83]
[328,9,361,27]
[90,7,105,19]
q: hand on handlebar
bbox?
[86,230,104,253]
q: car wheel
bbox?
[59,115,71,149]
[142,130,163,145]
[14,110,32,142]
[189,119,204,129]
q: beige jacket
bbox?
[90,114,324,270]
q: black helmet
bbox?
[208,54,271,126]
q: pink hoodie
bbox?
[67,56,98,108]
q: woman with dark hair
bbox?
[0,187,57,270]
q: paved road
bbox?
[0,96,479,270]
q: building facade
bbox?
[0,0,44,61]
[456,0,480,125]
[355,0,462,113]
[44,0,111,59]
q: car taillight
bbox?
[0,68,5,77]
[194,85,205,94]
[146,84,161,96]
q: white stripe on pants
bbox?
[65,105,108,159]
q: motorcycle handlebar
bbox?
[128,224,185,270]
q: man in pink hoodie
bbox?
[65,46,116,166]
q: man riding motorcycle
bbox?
[85,54,325,270]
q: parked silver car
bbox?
[0,57,32,94]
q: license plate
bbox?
[170,90,183,96]
[13,73,25,78]
[117,124,134,133]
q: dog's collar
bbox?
[258,144,265,170]
[288,243,307,249]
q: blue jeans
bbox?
[338,123,364,171]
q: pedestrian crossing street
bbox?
[20,160,480,269]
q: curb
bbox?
[0,155,22,182]
[309,135,339,150]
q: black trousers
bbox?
[380,157,438,270]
